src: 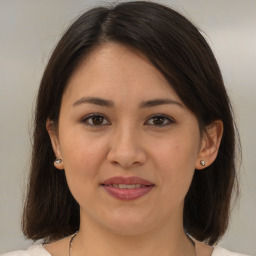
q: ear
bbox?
[46,119,64,170]
[196,120,223,170]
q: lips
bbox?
[101,176,155,200]
[102,176,154,186]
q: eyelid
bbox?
[81,113,111,127]
[80,113,174,128]
[144,114,175,127]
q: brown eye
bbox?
[82,114,110,126]
[146,115,174,127]
[91,116,104,125]
[152,116,165,125]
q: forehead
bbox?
[63,42,181,104]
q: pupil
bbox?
[153,117,164,125]
[93,116,103,125]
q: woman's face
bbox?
[50,43,206,235]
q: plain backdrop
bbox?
[0,0,255,254]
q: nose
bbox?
[107,124,147,168]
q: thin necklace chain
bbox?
[69,231,78,256]
[68,232,196,256]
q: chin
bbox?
[105,223,150,236]
[100,211,156,236]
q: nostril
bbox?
[110,159,142,169]
[107,143,147,168]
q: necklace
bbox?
[69,231,78,256]
[68,232,196,256]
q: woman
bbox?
[3,1,249,256]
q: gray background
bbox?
[0,0,255,254]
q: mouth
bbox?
[101,176,155,200]
[104,184,151,189]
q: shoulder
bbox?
[2,235,71,256]
[193,239,252,256]
[212,246,252,256]
[1,245,51,256]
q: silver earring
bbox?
[200,160,206,166]
[55,159,62,164]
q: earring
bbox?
[200,160,206,166]
[55,159,62,164]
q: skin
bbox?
[46,43,222,256]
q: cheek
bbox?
[59,127,108,180]
[152,132,199,167]
[58,130,109,208]
[151,132,200,195]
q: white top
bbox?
[1,245,252,256]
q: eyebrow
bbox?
[139,98,184,108]
[73,97,114,107]
[72,97,184,108]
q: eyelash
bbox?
[81,113,174,128]
[146,114,174,127]
[81,113,110,127]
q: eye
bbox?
[145,114,174,127]
[81,114,110,127]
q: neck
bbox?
[72,212,195,256]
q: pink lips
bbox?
[101,176,155,200]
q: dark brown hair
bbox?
[22,1,239,245]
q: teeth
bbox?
[108,184,146,189]
[119,184,127,189]
[126,184,136,189]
